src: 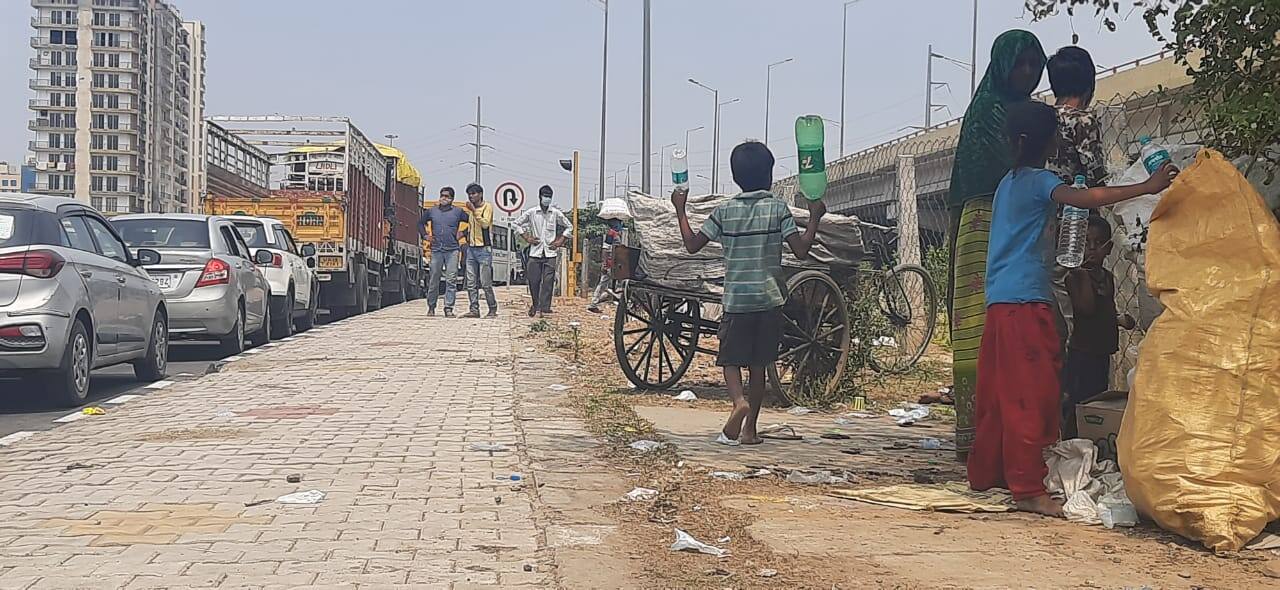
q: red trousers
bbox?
[967,303,1062,500]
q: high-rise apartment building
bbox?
[182,20,206,210]
[0,163,22,193]
[28,0,205,214]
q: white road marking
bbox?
[53,412,86,424]
[106,394,141,404]
[222,356,243,362]
[0,432,36,447]
[144,380,174,389]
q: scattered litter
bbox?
[745,468,773,479]
[833,412,875,425]
[710,471,745,481]
[670,528,728,557]
[496,474,523,481]
[871,336,898,347]
[470,442,510,452]
[717,536,731,544]
[673,390,698,401]
[759,568,778,578]
[523,347,535,353]
[628,440,663,453]
[1044,439,1137,528]
[213,409,235,418]
[81,406,106,416]
[623,487,659,502]
[676,461,685,468]
[786,406,813,416]
[830,482,1013,513]
[920,438,944,450]
[786,470,847,485]
[523,564,534,572]
[276,490,326,505]
[243,499,272,507]
[286,474,302,483]
[1245,533,1280,551]
[888,404,930,426]
[706,567,731,577]
[64,462,97,471]
[548,384,570,391]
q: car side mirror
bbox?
[306,258,316,268]
[253,249,275,265]
[134,248,161,266]
[300,244,316,257]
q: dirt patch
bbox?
[43,503,269,546]
[136,427,249,442]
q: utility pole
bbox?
[925,45,933,128]
[570,150,580,297]
[971,0,979,98]
[464,96,494,184]
[765,58,794,147]
[840,0,863,157]
[689,79,723,194]
[641,0,652,194]
[598,1,610,219]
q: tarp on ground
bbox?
[1118,149,1280,552]
[624,191,866,294]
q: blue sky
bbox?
[2,0,1166,207]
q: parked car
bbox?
[0,194,168,405]
[110,214,271,355]
[225,215,319,337]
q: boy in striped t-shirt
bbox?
[672,141,826,445]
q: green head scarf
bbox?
[948,30,1047,210]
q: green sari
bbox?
[949,30,1046,460]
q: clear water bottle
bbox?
[1139,135,1171,175]
[1056,175,1090,268]
[670,148,689,191]
[795,115,827,201]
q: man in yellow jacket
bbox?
[462,183,498,318]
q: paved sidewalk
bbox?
[0,302,552,589]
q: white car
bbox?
[226,216,319,337]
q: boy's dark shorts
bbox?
[716,308,784,367]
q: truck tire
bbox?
[351,265,368,317]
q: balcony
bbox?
[92,81,137,92]
[92,0,144,11]
[29,78,71,91]
[89,61,135,72]
[93,164,137,174]
[92,39,138,51]
[30,57,77,70]
[31,184,74,194]
[31,16,80,27]
[89,144,137,155]
[29,98,76,110]
[88,19,134,31]
[29,37,67,50]
[92,101,139,113]
[92,122,137,133]
[28,140,76,151]
[29,119,76,132]
[33,0,82,7]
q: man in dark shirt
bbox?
[419,187,468,317]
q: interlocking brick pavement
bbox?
[0,300,557,589]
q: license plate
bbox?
[153,274,173,289]
[318,256,344,269]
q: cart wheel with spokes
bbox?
[867,264,938,374]
[614,284,700,390]
[768,271,851,405]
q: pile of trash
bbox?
[1044,439,1137,529]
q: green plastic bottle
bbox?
[795,115,827,201]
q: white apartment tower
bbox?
[28,0,206,214]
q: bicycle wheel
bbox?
[867,264,938,374]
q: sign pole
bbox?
[569,150,581,298]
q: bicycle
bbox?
[857,222,940,374]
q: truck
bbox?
[204,116,425,319]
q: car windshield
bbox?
[0,207,35,248]
[111,219,211,249]
[232,221,270,248]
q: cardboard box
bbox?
[1076,390,1128,463]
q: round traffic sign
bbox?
[494,182,525,213]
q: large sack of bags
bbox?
[1119,149,1280,552]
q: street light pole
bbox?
[641,0,652,194]
[597,1,609,217]
[625,160,640,191]
[765,57,794,147]
[970,0,979,98]
[383,133,398,147]
[684,126,704,153]
[659,142,677,196]
[840,0,863,157]
[688,78,722,193]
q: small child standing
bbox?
[1060,215,1136,438]
[672,141,825,445]
[967,101,1176,516]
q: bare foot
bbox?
[739,436,763,446]
[721,403,750,440]
[1015,495,1065,517]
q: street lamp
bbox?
[688,78,725,194]
[384,133,398,147]
[659,142,677,196]
[625,160,641,190]
[684,125,704,153]
[764,57,794,147]
[840,0,868,158]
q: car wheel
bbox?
[272,290,295,339]
[46,320,92,407]
[219,306,245,356]
[249,300,271,347]
[132,310,168,382]
[296,286,318,332]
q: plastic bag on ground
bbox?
[889,404,930,426]
[622,487,659,502]
[786,470,847,485]
[628,440,663,453]
[670,528,728,557]
[276,490,325,504]
[1044,439,1135,526]
[1119,149,1280,552]
[673,390,697,401]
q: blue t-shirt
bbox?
[985,168,1064,306]
[418,206,468,252]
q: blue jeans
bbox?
[465,246,497,313]
[427,249,459,311]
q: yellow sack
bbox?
[1118,149,1280,552]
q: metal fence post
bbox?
[896,154,921,267]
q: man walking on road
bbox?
[419,186,468,317]
[513,185,572,318]
[462,183,498,318]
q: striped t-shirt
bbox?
[700,191,798,313]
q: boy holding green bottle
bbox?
[672,141,826,445]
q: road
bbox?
[0,342,227,439]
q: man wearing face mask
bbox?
[512,185,573,317]
[419,186,468,317]
[461,183,498,318]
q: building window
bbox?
[107,135,119,150]
[66,51,77,66]
[106,177,119,192]
[91,176,104,191]
[50,135,62,149]
[109,13,121,27]
[65,93,76,107]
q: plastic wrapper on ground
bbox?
[1118,149,1280,552]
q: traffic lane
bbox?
[0,342,224,439]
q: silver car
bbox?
[110,214,272,355]
[0,194,168,406]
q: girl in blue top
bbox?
[968,101,1177,517]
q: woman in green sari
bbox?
[950,30,1047,460]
